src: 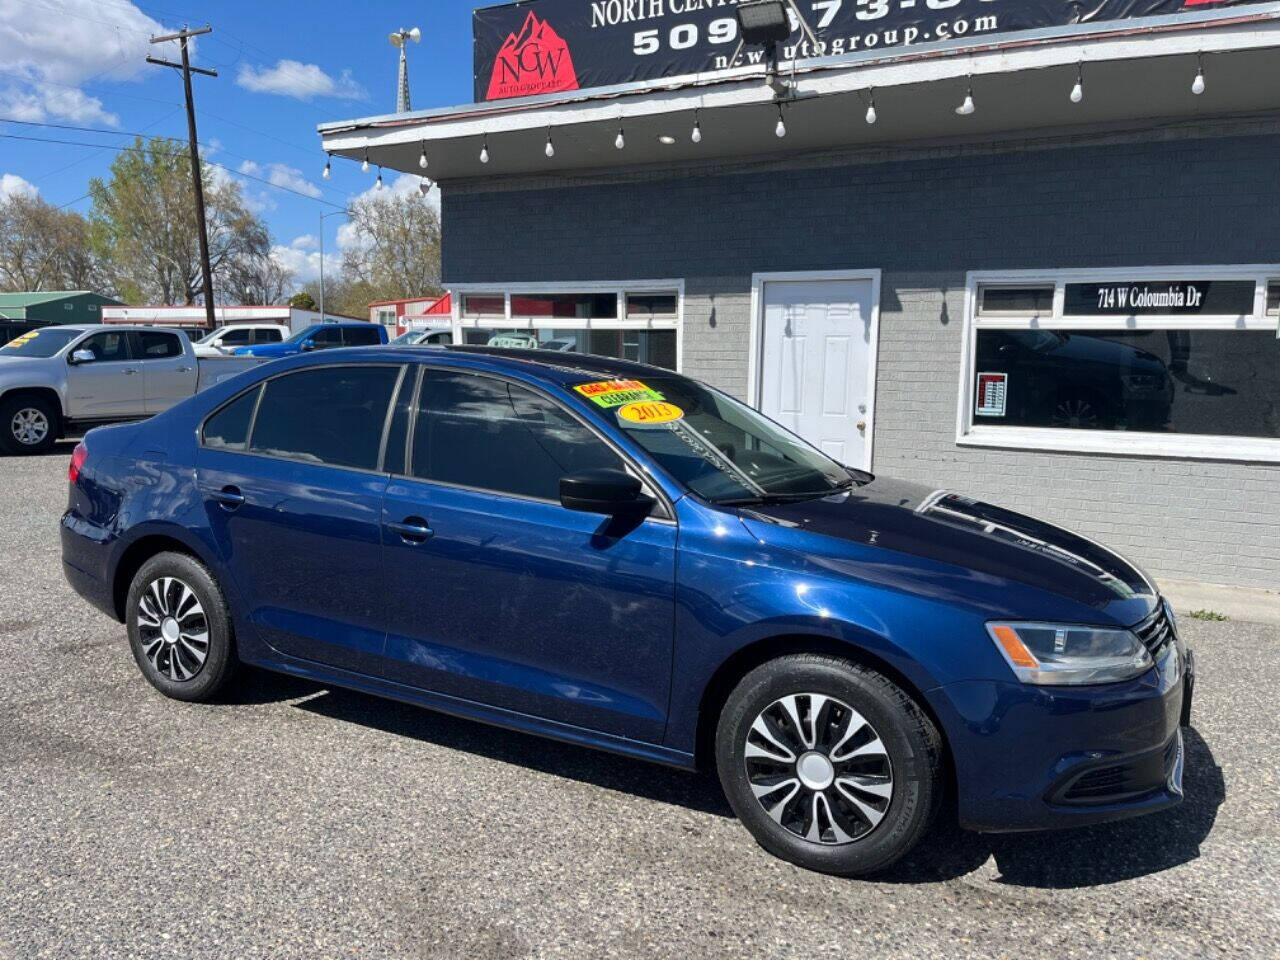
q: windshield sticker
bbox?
[3,331,38,349]
[617,400,684,427]
[574,379,664,409]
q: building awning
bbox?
[319,4,1280,182]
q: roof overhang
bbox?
[320,4,1280,181]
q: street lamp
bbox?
[318,208,347,321]
[390,27,421,113]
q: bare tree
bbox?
[340,187,442,301]
[0,192,107,293]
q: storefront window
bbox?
[509,293,617,319]
[973,328,1279,437]
[461,327,677,369]
[978,286,1053,316]
[626,293,678,319]
[462,294,505,318]
[962,270,1280,461]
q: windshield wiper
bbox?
[716,479,855,507]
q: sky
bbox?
[0,0,483,290]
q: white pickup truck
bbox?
[0,325,262,454]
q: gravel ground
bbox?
[1,444,1277,960]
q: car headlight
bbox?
[986,622,1153,685]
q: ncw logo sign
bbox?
[486,12,580,100]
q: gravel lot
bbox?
[1,444,1276,960]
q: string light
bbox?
[615,126,625,150]
[418,140,428,169]
[544,127,555,158]
[419,177,431,196]
[479,135,489,164]
[956,78,976,116]
[322,153,331,180]
[1070,64,1084,104]
[774,103,786,138]
[1192,55,1206,95]
[691,109,702,143]
[865,88,877,125]
[375,167,383,190]
[361,148,369,173]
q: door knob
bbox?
[856,420,867,431]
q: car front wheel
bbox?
[715,654,942,876]
[125,552,237,702]
[0,395,57,454]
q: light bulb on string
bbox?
[375,167,383,190]
[322,154,331,180]
[418,141,428,169]
[691,110,702,143]
[479,136,489,164]
[361,149,369,173]
[544,128,555,158]
[1070,65,1084,104]
[956,79,976,116]
[1192,55,1206,95]
[774,103,786,138]
[865,88,877,125]
[615,127,625,150]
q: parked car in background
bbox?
[0,320,48,345]
[0,324,259,454]
[233,321,387,358]
[61,346,1193,876]
[192,323,290,357]
[391,326,453,346]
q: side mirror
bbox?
[300,339,316,352]
[69,348,95,365]
[560,469,650,515]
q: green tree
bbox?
[88,137,290,305]
[339,186,441,303]
[0,192,107,293]
[288,290,316,310]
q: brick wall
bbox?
[441,120,1280,588]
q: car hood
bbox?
[1047,333,1165,373]
[735,476,1157,626]
[236,342,293,357]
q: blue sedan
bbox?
[59,346,1193,875]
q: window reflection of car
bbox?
[392,327,453,346]
[540,338,577,352]
[486,333,538,349]
[977,330,1173,430]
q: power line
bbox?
[0,131,345,208]
[1,116,349,201]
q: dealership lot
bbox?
[1,445,1276,960]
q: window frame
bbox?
[958,265,1280,463]
[448,279,684,371]
[198,363,407,475]
[399,363,675,521]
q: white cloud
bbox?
[236,60,366,101]
[270,234,338,284]
[0,173,39,200]
[0,0,183,126]
[238,159,323,199]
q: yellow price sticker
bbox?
[617,400,684,426]
[3,331,38,349]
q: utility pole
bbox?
[147,25,217,330]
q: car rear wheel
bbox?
[125,552,237,702]
[715,654,942,876]
[0,395,57,454]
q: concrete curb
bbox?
[1159,578,1280,626]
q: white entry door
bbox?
[757,276,879,471]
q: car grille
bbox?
[1053,737,1179,805]
[1134,602,1176,661]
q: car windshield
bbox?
[195,328,226,344]
[0,328,82,358]
[570,374,864,504]
[391,330,424,344]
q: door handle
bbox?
[387,518,433,543]
[123,368,139,375]
[211,485,245,510]
[177,365,193,372]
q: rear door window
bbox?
[133,331,183,359]
[256,328,284,343]
[311,327,344,349]
[249,366,400,470]
[202,387,260,450]
[343,326,383,346]
[410,370,623,500]
[220,329,252,346]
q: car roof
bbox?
[317,344,678,386]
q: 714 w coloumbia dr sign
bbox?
[1063,280,1258,316]
[473,0,1259,101]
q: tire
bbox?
[0,394,57,454]
[125,552,237,702]
[715,654,942,876]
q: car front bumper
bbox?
[929,644,1193,832]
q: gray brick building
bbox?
[323,2,1280,588]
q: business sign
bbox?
[975,372,1007,417]
[473,0,1255,102]
[1063,280,1257,316]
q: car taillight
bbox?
[68,441,87,485]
